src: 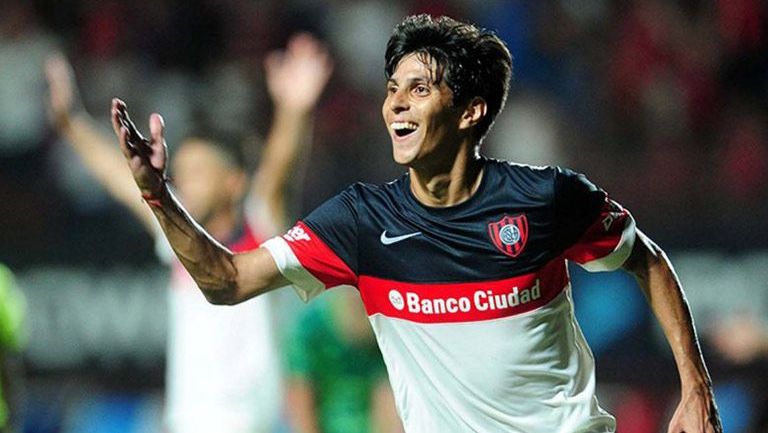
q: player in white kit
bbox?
[108,14,721,433]
[46,35,331,433]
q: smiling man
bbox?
[110,14,721,433]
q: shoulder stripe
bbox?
[270,221,357,295]
[565,200,636,271]
[262,236,324,302]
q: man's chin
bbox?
[392,157,416,168]
[392,148,417,167]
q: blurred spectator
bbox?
[0,1,57,156]
[0,1,61,268]
[44,32,332,433]
[284,287,403,433]
[0,264,27,433]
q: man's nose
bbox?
[389,88,409,113]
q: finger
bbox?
[126,133,152,159]
[117,125,150,161]
[116,126,134,160]
[111,98,125,133]
[291,34,333,78]
[116,103,151,156]
[304,48,334,91]
[112,99,147,157]
[264,52,283,74]
[149,113,165,145]
[149,113,166,168]
[289,32,319,55]
[112,98,151,158]
[117,103,140,139]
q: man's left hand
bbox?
[667,385,723,433]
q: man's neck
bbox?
[408,145,484,208]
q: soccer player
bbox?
[109,15,721,433]
[47,35,332,433]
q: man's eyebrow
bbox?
[387,76,431,86]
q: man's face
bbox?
[171,140,242,225]
[382,53,465,168]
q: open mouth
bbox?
[392,121,418,138]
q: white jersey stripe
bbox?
[579,216,636,272]
[262,237,325,302]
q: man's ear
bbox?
[459,97,487,131]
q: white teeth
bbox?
[391,122,418,131]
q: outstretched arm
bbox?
[622,229,722,433]
[45,54,157,234]
[250,34,333,233]
[109,99,287,304]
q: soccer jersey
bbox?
[162,222,281,433]
[264,158,636,433]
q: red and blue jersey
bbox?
[264,158,635,433]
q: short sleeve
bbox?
[554,168,636,272]
[262,187,359,302]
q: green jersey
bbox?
[285,296,388,433]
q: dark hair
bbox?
[179,136,248,171]
[385,14,513,140]
[212,139,248,171]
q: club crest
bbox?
[488,214,528,258]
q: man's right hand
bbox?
[110,99,169,199]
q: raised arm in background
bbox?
[251,33,333,233]
[46,54,157,233]
[47,33,332,237]
[622,230,722,433]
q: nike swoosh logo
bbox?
[380,230,422,245]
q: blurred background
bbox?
[1,0,767,432]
